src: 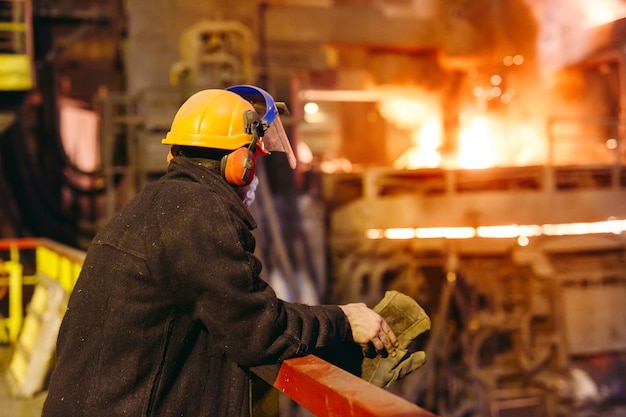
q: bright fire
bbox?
[393,119,442,169]
[378,84,548,170]
[388,109,546,170]
[457,116,496,169]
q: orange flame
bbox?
[457,116,496,169]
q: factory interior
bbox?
[1,0,626,416]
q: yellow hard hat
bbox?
[162,89,256,150]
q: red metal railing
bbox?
[252,355,437,417]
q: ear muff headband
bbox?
[220,110,261,186]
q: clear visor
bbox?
[261,114,297,168]
[226,85,297,169]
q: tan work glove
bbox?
[361,290,431,387]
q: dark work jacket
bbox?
[42,157,351,417]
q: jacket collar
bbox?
[166,156,257,230]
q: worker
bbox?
[42,85,398,417]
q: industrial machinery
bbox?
[302,5,626,416]
[325,163,626,417]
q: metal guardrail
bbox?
[251,355,437,417]
[0,237,437,416]
[0,238,84,343]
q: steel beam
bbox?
[263,4,441,50]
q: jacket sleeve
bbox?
[154,182,351,367]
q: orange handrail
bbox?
[253,355,437,417]
[0,237,39,251]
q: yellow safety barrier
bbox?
[0,0,34,91]
[7,250,23,343]
[35,244,81,295]
[0,262,10,343]
[0,54,33,91]
[0,238,85,397]
[0,245,24,344]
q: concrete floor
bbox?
[0,346,46,417]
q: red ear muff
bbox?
[221,147,256,186]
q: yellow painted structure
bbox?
[0,0,34,91]
[0,238,84,397]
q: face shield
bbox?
[226,85,297,169]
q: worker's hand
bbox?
[339,303,398,358]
